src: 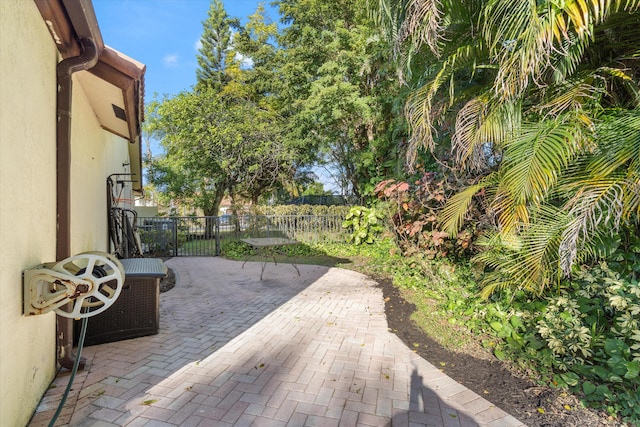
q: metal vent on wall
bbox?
[112,104,126,121]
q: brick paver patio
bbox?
[28,257,524,427]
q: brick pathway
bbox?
[29,257,524,427]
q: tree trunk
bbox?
[229,190,242,233]
[203,187,225,239]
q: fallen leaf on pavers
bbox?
[142,400,157,406]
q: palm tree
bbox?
[372,0,640,295]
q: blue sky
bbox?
[93,0,281,163]
[93,0,279,100]
[93,1,339,192]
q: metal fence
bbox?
[136,215,348,257]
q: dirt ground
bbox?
[376,276,627,427]
[159,267,625,426]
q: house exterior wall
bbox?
[0,2,134,425]
[0,2,59,425]
[70,78,134,254]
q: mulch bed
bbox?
[376,275,625,427]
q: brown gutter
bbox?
[56,37,99,260]
[39,0,105,370]
[36,0,145,368]
[56,36,100,369]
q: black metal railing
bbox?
[136,215,347,257]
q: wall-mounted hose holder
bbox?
[24,252,124,318]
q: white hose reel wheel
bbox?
[51,253,124,318]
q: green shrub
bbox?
[342,206,385,245]
[373,176,483,260]
[255,204,351,217]
[476,264,640,423]
[538,265,640,421]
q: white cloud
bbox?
[194,39,203,51]
[163,54,179,67]
[235,52,254,69]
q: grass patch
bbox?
[403,288,480,351]
[221,239,352,268]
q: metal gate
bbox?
[136,216,220,257]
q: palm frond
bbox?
[439,174,497,235]
[535,79,601,118]
[589,110,640,178]
[485,0,561,99]
[490,187,521,232]
[548,33,586,84]
[398,0,445,56]
[405,43,483,154]
[559,178,626,275]
[565,0,640,33]
[485,0,640,99]
[475,205,569,297]
[452,96,520,170]
[501,119,585,207]
[483,0,535,55]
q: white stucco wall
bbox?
[0,2,59,426]
[0,2,135,425]
[70,77,133,255]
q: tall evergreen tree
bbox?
[195,0,240,91]
[275,0,405,198]
[233,4,281,107]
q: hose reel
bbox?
[24,252,124,318]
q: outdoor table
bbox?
[241,237,301,280]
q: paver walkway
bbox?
[29,257,524,427]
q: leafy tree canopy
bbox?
[372,0,640,295]
[146,89,293,216]
[273,0,407,198]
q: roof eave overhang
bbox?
[35,0,146,192]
